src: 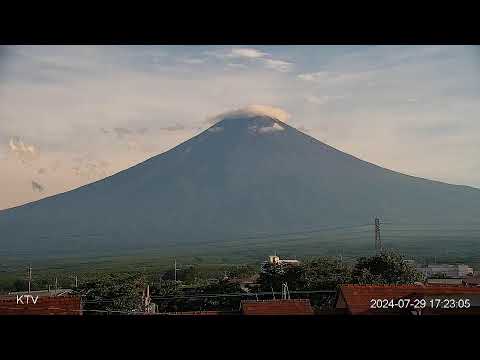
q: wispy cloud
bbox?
[226,63,248,69]
[230,48,268,59]
[160,124,185,131]
[181,58,206,64]
[263,59,293,72]
[207,105,291,124]
[71,157,110,179]
[305,94,345,105]
[298,70,372,84]
[8,137,39,163]
[1,45,479,209]
[31,180,44,192]
[207,47,293,72]
[113,127,133,138]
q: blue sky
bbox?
[0,45,479,209]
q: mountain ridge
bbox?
[1,109,479,258]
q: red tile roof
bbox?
[337,284,480,315]
[241,299,314,315]
[0,295,82,315]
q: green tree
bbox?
[258,262,291,292]
[352,251,422,285]
[12,279,27,292]
[226,265,257,280]
[258,257,353,292]
[79,272,147,314]
[301,257,353,290]
[161,265,199,284]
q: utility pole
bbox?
[374,217,382,253]
[27,264,32,294]
[55,277,58,291]
[75,275,78,288]
[174,259,177,282]
[143,284,151,314]
[281,283,290,300]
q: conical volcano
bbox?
[1,106,480,258]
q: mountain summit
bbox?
[1,106,480,257]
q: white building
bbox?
[267,255,300,266]
[417,264,474,278]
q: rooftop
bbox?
[7,289,74,297]
[337,284,480,315]
[241,299,314,315]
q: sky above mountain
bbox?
[0,45,479,209]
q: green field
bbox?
[2,230,479,292]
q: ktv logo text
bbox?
[16,295,39,305]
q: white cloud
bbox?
[207,47,292,73]
[298,71,372,84]
[257,122,285,134]
[263,59,293,72]
[246,105,291,122]
[208,105,291,124]
[230,48,268,59]
[1,45,479,208]
[8,137,39,163]
[9,137,36,155]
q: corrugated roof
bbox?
[241,299,314,315]
[463,276,480,286]
[337,284,480,315]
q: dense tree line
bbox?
[72,251,422,314]
[258,251,422,292]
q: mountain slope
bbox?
[1,108,480,257]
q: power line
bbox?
[382,228,480,231]
[382,222,480,226]
[149,289,336,301]
[79,289,336,303]
[158,223,375,248]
